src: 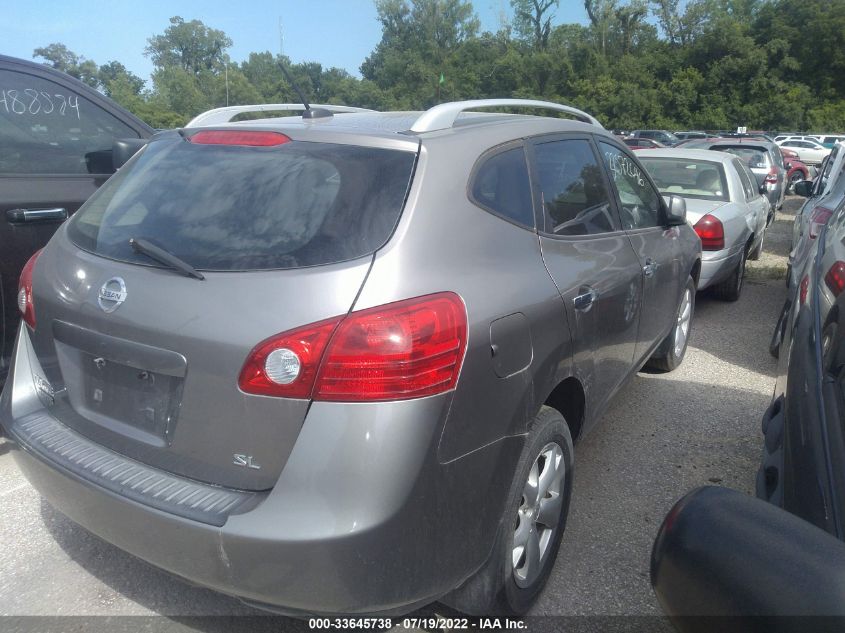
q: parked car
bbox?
[0,99,701,616]
[774,134,821,144]
[638,148,768,301]
[781,147,813,192]
[673,131,712,141]
[0,54,153,383]
[680,138,787,219]
[818,134,845,149]
[786,142,845,288]
[777,138,830,166]
[623,137,665,149]
[759,194,845,542]
[630,129,680,146]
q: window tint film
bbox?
[599,142,662,230]
[533,139,617,236]
[638,157,728,202]
[67,136,417,271]
[470,146,534,228]
[0,69,138,175]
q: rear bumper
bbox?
[1,326,520,615]
[697,248,742,290]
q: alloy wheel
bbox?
[673,288,692,358]
[512,442,566,588]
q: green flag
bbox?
[439,72,445,85]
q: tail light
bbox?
[809,207,834,240]
[765,167,778,185]
[17,249,42,330]
[238,292,467,402]
[693,214,725,250]
[824,261,845,297]
[800,274,810,305]
[188,130,291,146]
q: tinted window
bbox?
[599,142,662,230]
[711,145,770,170]
[0,68,138,175]
[639,157,728,202]
[67,137,416,271]
[470,146,534,228]
[533,139,617,236]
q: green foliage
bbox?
[31,1,845,132]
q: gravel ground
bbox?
[0,210,793,622]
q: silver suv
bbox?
[1,99,701,616]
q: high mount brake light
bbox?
[693,214,725,251]
[188,130,292,147]
[238,293,468,402]
[18,249,42,330]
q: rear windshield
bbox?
[67,135,416,271]
[709,145,770,170]
[638,157,729,201]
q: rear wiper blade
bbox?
[129,238,205,281]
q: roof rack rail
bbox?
[185,103,376,128]
[409,99,603,133]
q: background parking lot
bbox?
[0,201,796,620]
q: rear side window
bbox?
[470,146,534,228]
[733,158,757,200]
[67,136,416,270]
[0,68,139,175]
[533,138,617,236]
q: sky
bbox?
[2,1,590,86]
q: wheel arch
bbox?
[542,376,586,443]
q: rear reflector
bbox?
[825,261,845,297]
[238,293,467,402]
[809,207,834,240]
[18,249,41,330]
[800,274,810,305]
[188,130,291,147]
[693,214,725,250]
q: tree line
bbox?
[31,0,845,131]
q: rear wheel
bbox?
[712,248,746,302]
[646,277,695,372]
[442,407,574,615]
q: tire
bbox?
[749,230,764,261]
[645,276,695,372]
[442,406,574,616]
[712,248,746,302]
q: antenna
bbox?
[278,17,284,56]
[277,61,333,120]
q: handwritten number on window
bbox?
[0,88,80,119]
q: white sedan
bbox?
[777,139,831,166]
[637,148,769,301]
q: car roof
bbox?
[634,148,736,164]
[185,100,615,145]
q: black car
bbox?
[758,194,845,535]
[0,55,153,381]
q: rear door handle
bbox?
[6,208,68,223]
[643,258,658,278]
[573,287,598,311]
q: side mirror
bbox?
[112,138,148,171]
[793,180,815,197]
[652,486,845,630]
[662,194,687,225]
